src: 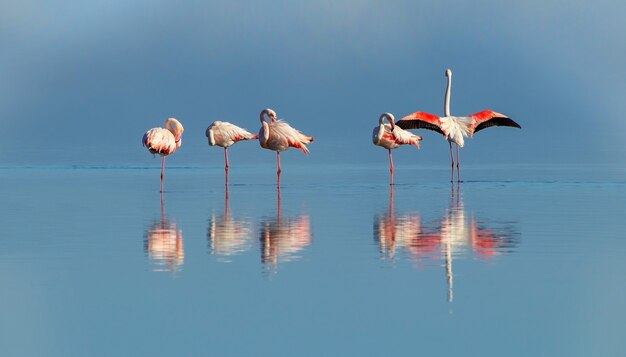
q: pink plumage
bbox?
[258,108,313,186]
[372,112,422,185]
[143,118,184,192]
[395,69,520,182]
[206,120,259,183]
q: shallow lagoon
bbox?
[1,164,625,356]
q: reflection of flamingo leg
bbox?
[446,241,453,303]
[160,190,166,225]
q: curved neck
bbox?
[444,73,451,117]
[260,110,268,123]
[166,119,183,139]
[380,113,394,130]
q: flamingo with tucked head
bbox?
[143,118,184,192]
[372,112,423,185]
[206,120,258,184]
[258,108,313,186]
[395,69,521,182]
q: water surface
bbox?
[1,164,625,356]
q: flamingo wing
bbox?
[470,110,521,135]
[395,111,445,135]
[143,128,177,155]
[268,120,312,154]
[392,127,423,148]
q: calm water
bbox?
[1,164,625,356]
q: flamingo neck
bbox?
[380,113,395,130]
[260,108,276,123]
[444,73,451,117]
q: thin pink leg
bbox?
[449,141,454,182]
[456,144,461,182]
[224,148,229,187]
[277,152,282,188]
[388,149,394,186]
[224,148,230,172]
[160,156,166,193]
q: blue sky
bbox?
[1,0,625,167]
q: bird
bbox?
[372,112,423,185]
[142,118,184,192]
[258,108,313,186]
[206,120,258,184]
[395,69,521,182]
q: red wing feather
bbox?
[470,110,521,134]
[395,111,444,135]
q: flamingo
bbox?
[258,108,313,186]
[206,120,258,184]
[372,112,423,185]
[143,118,184,192]
[395,69,521,182]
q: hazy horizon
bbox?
[2,1,625,168]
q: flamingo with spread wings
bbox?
[395,69,521,182]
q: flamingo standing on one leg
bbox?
[206,120,258,185]
[258,108,314,187]
[372,113,423,185]
[395,69,521,182]
[143,118,184,192]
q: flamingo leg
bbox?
[388,149,394,186]
[277,152,282,188]
[456,144,461,182]
[224,148,229,187]
[449,141,454,182]
[160,156,166,193]
[224,148,230,172]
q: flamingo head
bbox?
[379,112,395,130]
[260,108,277,122]
[445,68,452,78]
[166,118,184,141]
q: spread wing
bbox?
[395,111,444,135]
[470,110,521,135]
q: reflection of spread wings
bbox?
[469,220,518,258]
[145,221,184,272]
[260,215,312,266]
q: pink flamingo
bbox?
[372,112,423,185]
[258,108,313,186]
[142,118,184,192]
[206,120,258,184]
[396,69,521,182]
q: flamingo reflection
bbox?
[207,187,254,259]
[259,188,312,270]
[374,184,519,302]
[374,186,429,260]
[144,194,184,273]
